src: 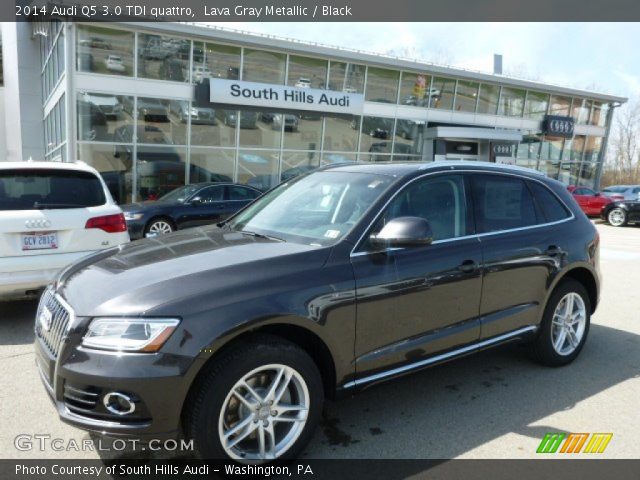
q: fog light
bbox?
[103,392,136,415]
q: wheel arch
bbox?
[549,266,599,315]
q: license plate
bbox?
[22,232,58,251]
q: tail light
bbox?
[85,213,127,233]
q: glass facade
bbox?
[67,25,614,198]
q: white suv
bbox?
[0,161,129,300]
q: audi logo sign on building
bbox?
[544,115,575,138]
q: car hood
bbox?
[58,226,329,316]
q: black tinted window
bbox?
[196,186,223,203]
[229,186,259,201]
[528,181,571,223]
[374,174,468,242]
[471,175,538,233]
[0,169,106,210]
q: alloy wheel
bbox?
[147,220,173,235]
[551,292,587,356]
[608,208,626,226]
[218,364,310,461]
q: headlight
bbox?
[123,212,143,220]
[82,318,180,352]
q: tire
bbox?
[144,217,175,236]
[529,278,591,367]
[607,207,627,227]
[184,335,323,461]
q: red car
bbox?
[567,185,613,216]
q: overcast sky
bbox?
[204,22,640,101]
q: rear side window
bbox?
[528,181,572,223]
[0,169,106,210]
[471,174,538,233]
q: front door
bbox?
[351,173,483,380]
[179,185,226,228]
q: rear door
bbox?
[0,168,123,259]
[470,174,568,338]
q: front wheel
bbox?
[607,207,627,227]
[144,218,174,236]
[529,279,590,367]
[184,335,323,461]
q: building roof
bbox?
[124,21,628,104]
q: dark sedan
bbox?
[37,162,600,462]
[121,182,261,239]
[601,200,640,227]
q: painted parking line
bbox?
[600,248,640,261]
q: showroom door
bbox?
[351,174,482,379]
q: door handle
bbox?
[458,260,478,273]
[545,245,562,257]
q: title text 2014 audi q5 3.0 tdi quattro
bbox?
[35,162,600,461]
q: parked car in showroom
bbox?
[104,55,126,73]
[121,182,261,239]
[566,185,613,216]
[122,97,168,123]
[36,162,599,461]
[601,184,640,201]
[601,199,640,227]
[169,101,216,125]
[218,110,258,129]
[0,162,128,300]
[272,114,299,132]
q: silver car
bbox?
[601,185,640,201]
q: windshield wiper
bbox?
[238,230,285,242]
[34,202,84,209]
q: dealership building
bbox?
[0,21,628,202]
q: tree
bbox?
[601,99,640,186]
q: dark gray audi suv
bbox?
[35,162,600,461]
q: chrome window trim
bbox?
[349,169,575,258]
[343,325,537,389]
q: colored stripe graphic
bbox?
[536,433,566,453]
[560,433,589,453]
[583,433,613,453]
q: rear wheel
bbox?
[607,207,627,227]
[144,217,174,236]
[529,279,590,367]
[184,336,323,461]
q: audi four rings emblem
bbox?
[493,145,512,155]
[550,119,574,134]
[25,219,51,229]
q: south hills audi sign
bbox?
[206,78,364,115]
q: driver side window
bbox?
[369,174,468,245]
[195,186,223,203]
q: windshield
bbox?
[159,184,201,203]
[227,171,394,246]
[0,169,106,210]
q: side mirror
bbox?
[369,216,433,249]
[190,196,203,205]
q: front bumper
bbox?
[34,309,197,440]
[125,219,146,240]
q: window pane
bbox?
[328,61,365,94]
[528,181,570,222]
[590,102,609,127]
[321,152,357,165]
[577,162,598,187]
[229,185,260,201]
[365,67,399,103]
[477,84,500,115]
[323,115,359,152]
[498,87,525,117]
[454,80,479,112]
[472,175,538,232]
[78,143,133,204]
[239,110,277,148]
[196,186,224,202]
[375,174,467,241]
[568,135,586,161]
[238,150,280,192]
[358,116,394,152]
[584,136,603,162]
[287,55,327,88]
[399,72,431,106]
[77,25,133,76]
[540,136,564,161]
[138,33,189,82]
[138,97,186,145]
[571,98,590,124]
[193,42,240,83]
[559,160,580,185]
[77,92,133,142]
[429,77,456,110]
[516,133,542,166]
[538,160,561,179]
[191,104,236,147]
[242,49,285,84]
[393,119,425,157]
[280,151,321,182]
[283,113,322,150]
[189,147,235,183]
[524,91,549,120]
[136,146,187,201]
[549,95,571,116]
